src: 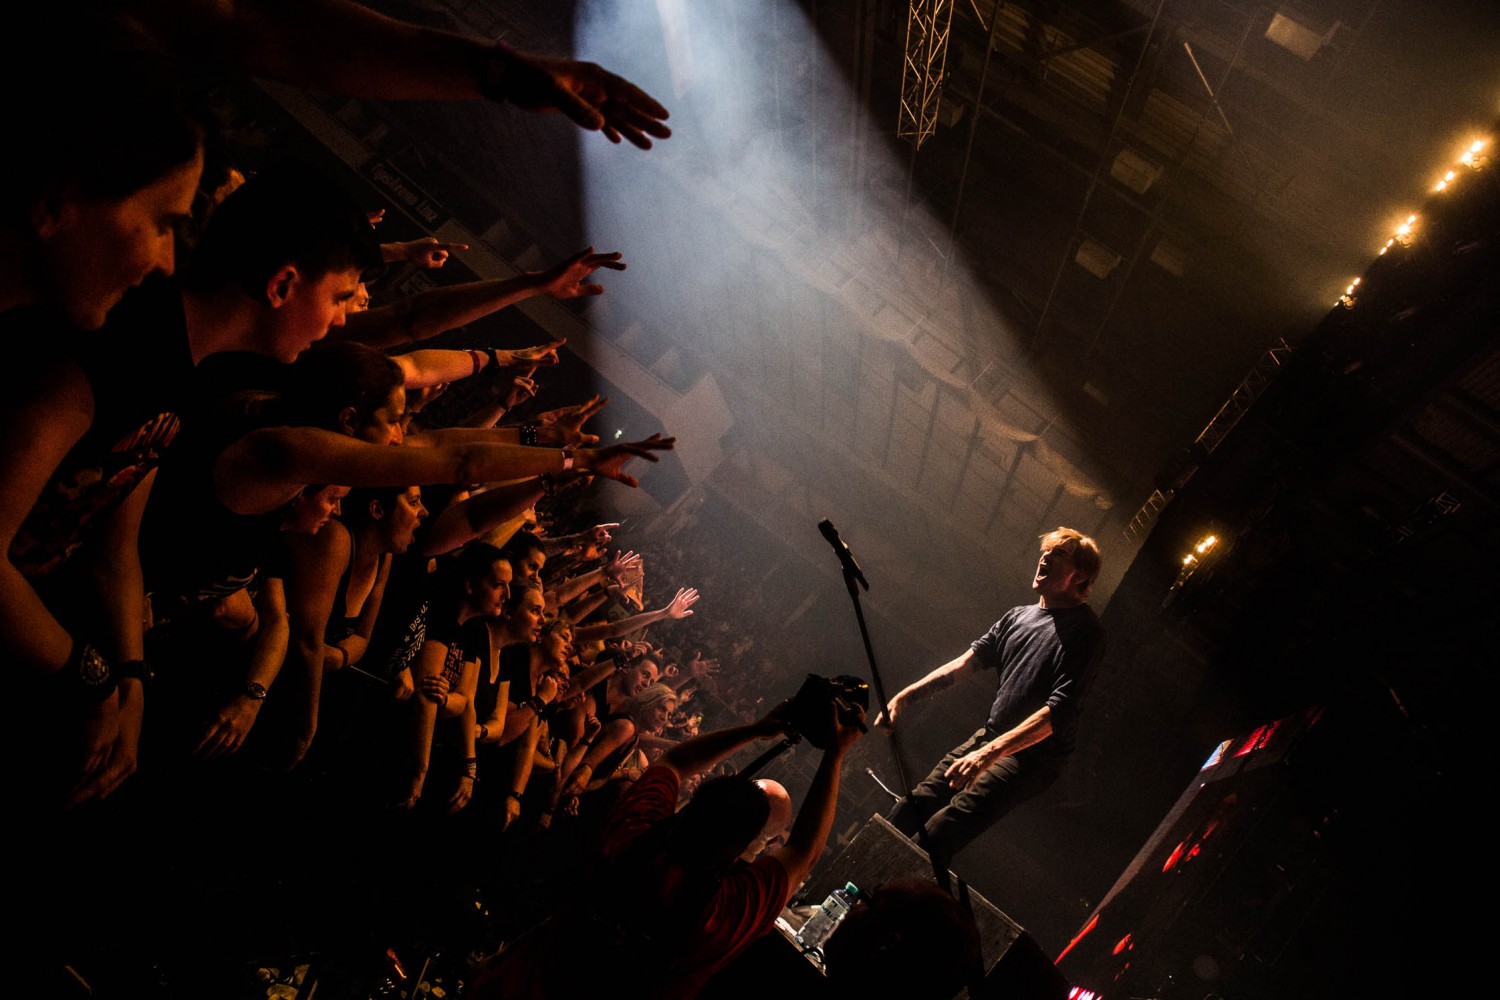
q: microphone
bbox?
[818,519,869,591]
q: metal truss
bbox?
[898,0,955,147]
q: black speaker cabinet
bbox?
[803,814,1069,1000]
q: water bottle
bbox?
[794,881,860,956]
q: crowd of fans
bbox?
[5,5,981,999]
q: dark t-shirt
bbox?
[8,278,191,578]
[970,602,1104,756]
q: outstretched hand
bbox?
[497,52,672,149]
[576,434,675,488]
[506,339,567,367]
[534,248,625,299]
[664,587,699,620]
[537,394,605,447]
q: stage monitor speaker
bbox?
[802,814,1070,1000]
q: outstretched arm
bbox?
[768,706,865,890]
[131,1,671,145]
[573,586,698,644]
[657,704,790,780]
[873,648,979,729]
[341,248,623,349]
[216,427,674,515]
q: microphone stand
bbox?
[833,556,912,800]
[822,522,956,895]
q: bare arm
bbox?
[131,2,672,144]
[193,577,290,760]
[573,587,698,644]
[0,360,95,676]
[70,467,157,804]
[419,480,547,558]
[767,707,865,891]
[942,706,1054,791]
[874,648,980,728]
[215,426,673,515]
[657,709,788,780]
[329,552,391,670]
[280,522,351,766]
[341,250,620,349]
[392,349,493,390]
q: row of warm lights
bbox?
[1181,533,1217,567]
[1341,138,1490,306]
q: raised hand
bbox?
[536,394,605,447]
[687,650,719,678]
[605,550,642,585]
[574,434,675,488]
[664,587,699,620]
[534,248,626,300]
[496,52,671,149]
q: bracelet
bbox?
[117,658,156,685]
[561,448,575,472]
[505,790,524,802]
[242,680,269,701]
[519,422,540,447]
[478,724,490,742]
[467,349,484,377]
[488,346,506,371]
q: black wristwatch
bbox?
[67,639,117,704]
[242,681,268,701]
[117,659,156,685]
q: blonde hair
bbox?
[1040,527,1102,594]
[625,682,678,720]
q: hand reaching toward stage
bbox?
[488,50,671,149]
[532,248,626,300]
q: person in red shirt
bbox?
[469,694,865,999]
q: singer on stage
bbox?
[874,527,1105,871]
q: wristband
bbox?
[519,422,540,447]
[478,724,490,742]
[560,450,574,472]
[505,790,524,802]
[117,658,156,686]
[467,349,484,377]
[488,347,506,371]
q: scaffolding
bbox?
[897,0,955,147]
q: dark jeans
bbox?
[888,727,1064,870]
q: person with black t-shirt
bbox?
[876,527,1107,872]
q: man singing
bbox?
[875,527,1105,871]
